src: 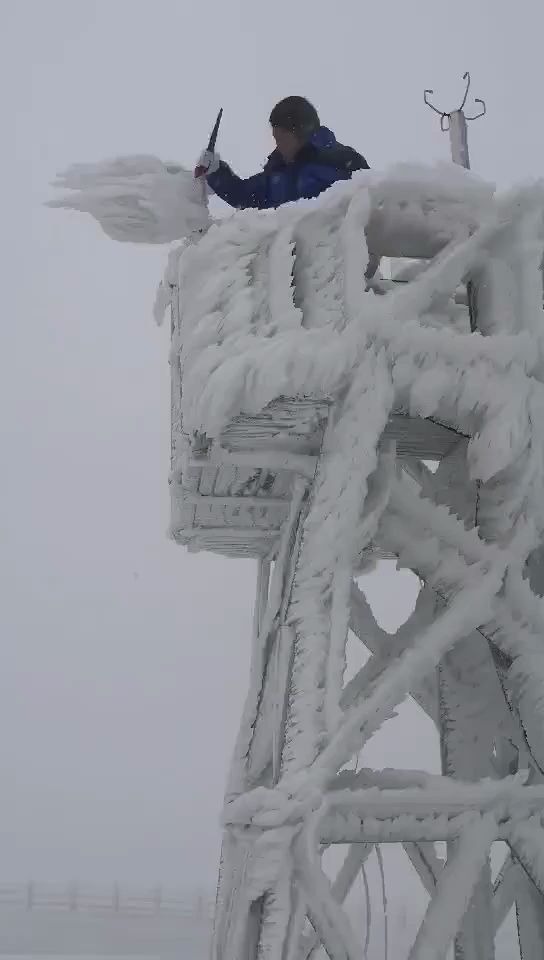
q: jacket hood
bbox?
[309,126,337,149]
[265,125,337,168]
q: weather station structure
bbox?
[51,75,544,959]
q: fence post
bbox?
[26,881,34,911]
[69,882,78,912]
[154,885,162,915]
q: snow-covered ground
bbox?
[0,900,519,958]
[0,907,211,959]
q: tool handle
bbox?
[194,108,224,178]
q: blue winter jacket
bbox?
[206,126,369,210]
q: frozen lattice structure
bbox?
[163,162,544,960]
[50,154,544,957]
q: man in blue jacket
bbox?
[198,96,369,210]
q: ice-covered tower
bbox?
[48,129,544,957]
[167,165,544,960]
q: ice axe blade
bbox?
[207,107,223,152]
[194,107,224,178]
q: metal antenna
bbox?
[424,73,487,334]
[424,72,486,169]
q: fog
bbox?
[3,0,543,900]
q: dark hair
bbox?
[269,96,320,138]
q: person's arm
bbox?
[348,149,370,171]
[206,162,272,209]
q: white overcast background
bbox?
[2,0,543,896]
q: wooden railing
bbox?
[0,881,215,918]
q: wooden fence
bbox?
[0,882,215,918]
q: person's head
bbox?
[269,96,320,161]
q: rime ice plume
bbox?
[48,155,210,242]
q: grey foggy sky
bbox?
[2,0,544,893]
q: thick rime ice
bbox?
[168,173,530,415]
[47,157,544,958]
[161,164,544,960]
[48,156,210,242]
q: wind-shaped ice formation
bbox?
[47,155,210,242]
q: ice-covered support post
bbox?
[424,72,486,331]
[432,442,496,960]
[423,73,495,960]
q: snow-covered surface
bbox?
[0,900,521,959]
[0,906,211,959]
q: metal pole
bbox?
[447,110,478,331]
[424,74,486,332]
[448,110,470,169]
